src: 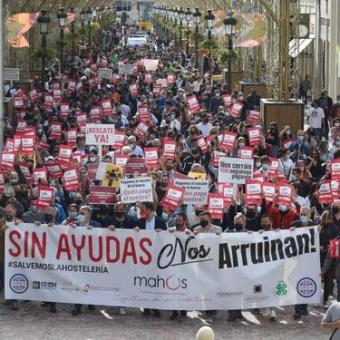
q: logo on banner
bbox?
[296,277,317,298]
[33,281,57,290]
[253,284,262,294]
[9,274,29,294]
[275,281,288,297]
[134,275,188,291]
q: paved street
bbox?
[0,295,330,340]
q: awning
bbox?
[289,39,313,58]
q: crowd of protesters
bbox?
[0,22,340,324]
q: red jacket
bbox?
[269,204,299,229]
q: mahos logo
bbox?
[134,275,188,291]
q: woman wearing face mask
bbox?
[278,148,295,178]
[329,118,340,144]
[279,125,294,149]
[266,122,280,157]
[296,160,312,181]
[305,148,325,181]
[61,204,79,225]
[232,136,247,157]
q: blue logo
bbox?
[296,277,317,298]
[9,274,29,294]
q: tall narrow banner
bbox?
[5,224,321,310]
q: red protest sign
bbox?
[144,147,159,169]
[37,185,54,209]
[329,239,340,259]
[89,185,117,205]
[245,179,262,205]
[223,94,232,107]
[248,110,260,122]
[277,183,294,207]
[208,193,224,219]
[230,102,243,117]
[46,162,63,179]
[33,167,47,185]
[58,145,73,166]
[50,122,62,140]
[163,138,176,159]
[0,151,16,170]
[220,131,236,151]
[247,127,261,146]
[161,183,185,211]
[262,181,276,202]
[63,166,79,191]
[217,183,233,206]
[331,159,340,180]
[318,180,334,204]
[239,146,254,159]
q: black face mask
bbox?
[115,212,125,218]
[195,210,202,216]
[200,220,209,227]
[261,224,271,230]
[234,223,243,231]
[74,199,83,206]
[175,223,184,229]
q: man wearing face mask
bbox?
[106,202,135,229]
[244,203,265,232]
[127,135,144,157]
[196,113,213,137]
[22,201,46,223]
[254,156,270,177]
[269,202,299,229]
[290,130,310,162]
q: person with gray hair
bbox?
[196,326,215,340]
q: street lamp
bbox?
[69,8,76,59]
[193,8,201,69]
[57,7,67,73]
[80,8,86,45]
[205,9,215,40]
[86,8,92,47]
[223,11,238,92]
[178,7,184,51]
[185,8,192,56]
[37,9,51,84]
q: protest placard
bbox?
[173,178,209,205]
[98,68,113,79]
[218,157,253,184]
[88,186,117,205]
[120,177,153,203]
[86,124,115,146]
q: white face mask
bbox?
[335,123,340,128]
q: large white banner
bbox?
[5,224,321,310]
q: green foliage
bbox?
[31,48,53,63]
[200,38,219,52]
[219,48,238,65]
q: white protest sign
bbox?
[143,59,159,71]
[173,179,209,205]
[5,224,321,310]
[120,177,153,203]
[85,124,115,145]
[98,68,113,79]
[218,157,254,184]
[118,63,134,75]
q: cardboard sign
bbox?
[125,158,147,175]
[101,164,123,189]
[173,178,209,205]
[208,193,224,219]
[0,151,16,170]
[262,181,276,202]
[63,166,79,191]
[245,179,262,205]
[118,63,134,75]
[239,146,254,159]
[144,147,159,169]
[217,183,233,206]
[88,186,117,205]
[331,159,340,180]
[318,180,333,204]
[86,124,115,145]
[277,183,294,207]
[247,127,262,146]
[220,131,237,151]
[98,68,113,79]
[218,157,254,184]
[161,183,185,211]
[37,185,54,209]
[143,59,159,71]
[120,177,153,203]
[163,138,176,159]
